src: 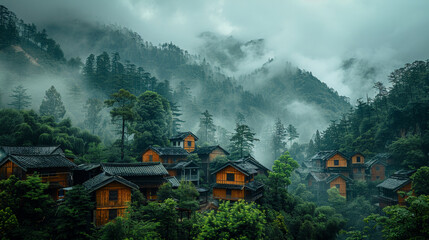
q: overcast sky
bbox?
[3,0,429,100]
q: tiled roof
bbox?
[326,173,353,183]
[77,163,101,171]
[149,146,189,156]
[365,153,390,168]
[83,172,139,193]
[166,161,200,170]
[377,177,411,191]
[234,156,269,172]
[194,145,229,155]
[169,132,199,141]
[165,176,180,188]
[212,156,268,176]
[1,154,76,171]
[308,172,330,182]
[1,146,63,156]
[310,150,348,162]
[245,181,264,191]
[102,162,168,177]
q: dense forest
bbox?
[0,4,428,240]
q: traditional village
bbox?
[1,2,429,240]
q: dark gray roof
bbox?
[194,145,229,155]
[149,146,189,156]
[165,176,180,188]
[365,153,390,168]
[326,173,353,183]
[1,146,63,156]
[211,162,251,176]
[308,172,330,182]
[0,154,76,171]
[310,150,348,162]
[234,156,269,172]
[245,181,264,191]
[83,172,139,193]
[169,132,199,141]
[77,163,101,171]
[102,162,168,177]
[377,177,411,191]
[166,161,200,170]
[212,156,268,176]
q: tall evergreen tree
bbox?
[272,118,287,159]
[170,102,184,135]
[39,85,66,121]
[84,98,104,134]
[8,85,31,110]
[230,124,259,159]
[286,124,299,146]
[105,89,136,162]
[198,110,216,144]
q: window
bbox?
[334,160,339,166]
[335,184,340,189]
[357,157,361,162]
[226,173,235,181]
[226,189,232,198]
[187,141,192,147]
[376,166,380,171]
[108,209,117,220]
[149,155,153,162]
[376,176,380,180]
[58,189,65,198]
[109,190,118,201]
[173,142,176,146]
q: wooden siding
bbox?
[351,154,365,164]
[94,182,132,226]
[167,169,177,176]
[397,182,413,206]
[370,164,385,181]
[142,149,160,162]
[213,188,245,200]
[216,166,246,185]
[0,160,24,179]
[326,154,348,168]
[183,135,196,152]
[208,148,227,162]
[329,177,347,198]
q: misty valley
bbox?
[0,2,429,240]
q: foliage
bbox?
[8,85,31,110]
[272,118,287,160]
[198,110,216,144]
[175,181,199,211]
[157,182,174,202]
[229,124,259,159]
[197,200,266,240]
[39,85,66,121]
[54,185,94,240]
[83,98,104,135]
[411,166,429,196]
[100,217,160,240]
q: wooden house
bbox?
[211,160,264,202]
[194,145,229,183]
[309,150,349,176]
[83,172,139,226]
[307,172,352,199]
[0,146,76,200]
[377,170,415,208]
[101,162,175,200]
[365,153,389,181]
[142,146,188,164]
[74,163,102,185]
[169,132,199,152]
[350,152,366,181]
[165,161,200,186]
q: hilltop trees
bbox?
[8,85,31,110]
[105,89,136,162]
[83,98,104,134]
[229,124,259,159]
[39,86,66,121]
[272,118,287,159]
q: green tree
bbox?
[39,85,66,121]
[84,98,103,134]
[198,110,216,144]
[175,181,199,211]
[286,124,299,146]
[272,118,287,159]
[229,124,259,159]
[8,85,31,110]
[54,185,94,240]
[157,182,174,202]
[411,166,429,195]
[133,91,172,154]
[0,207,18,240]
[197,200,266,240]
[105,89,136,162]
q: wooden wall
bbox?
[329,177,347,198]
[183,135,196,152]
[0,160,23,179]
[94,182,132,226]
[208,148,227,162]
[397,182,413,206]
[168,169,177,176]
[216,166,246,185]
[213,188,245,200]
[142,149,160,162]
[370,164,385,181]
[326,154,348,168]
[351,154,365,164]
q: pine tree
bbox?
[170,102,184,135]
[84,98,104,134]
[199,110,216,143]
[286,124,299,146]
[105,89,136,162]
[230,124,259,159]
[272,118,287,159]
[9,85,31,110]
[39,85,66,121]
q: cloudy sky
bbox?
[3,0,429,100]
